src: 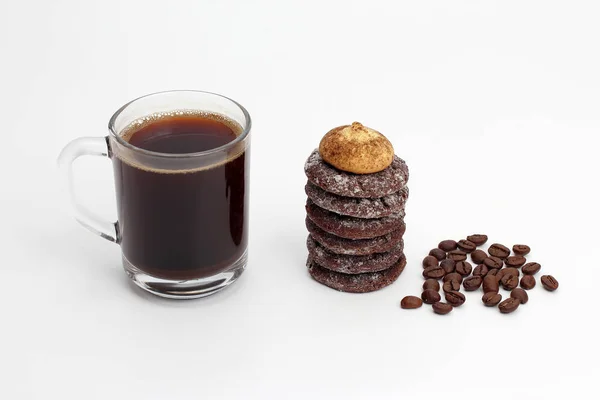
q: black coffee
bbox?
[113,112,248,280]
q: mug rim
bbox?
[108,90,252,159]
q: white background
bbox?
[1,1,599,399]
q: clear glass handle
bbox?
[57,137,119,243]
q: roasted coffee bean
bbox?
[443,272,463,284]
[429,248,447,261]
[423,266,445,279]
[423,279,440,291]
[504,267,520,278]
[455,261,473,277]
[401,296,423,309]
[432,302,453,315]
[541,275,559,291]
[501,274,519,291]
[506,256,526,267]
[447,250,467,262]
[512,244,531,256]
[443,280,461,293]
[484,256,503,269]
[422,289,442,304]
[497,267,518,283]
[498,298,520,313]
[463,276,483,291]
[457,239,477,253]
[496,268,506,282]
[438,240,458,252]
[471,250,487,264]
[488,243,510,259]
[498,298,520,314]
[423,255,439,268]
[522,262,541,275]
[445,291,466,307]
[440,259,456,274]
[473,264,489,277]
[482,292,502,306]
[467,234,488,246]
[520,275,536,290]
[510,288,529,304]
[483,275,500,293]
[486,268,499,277]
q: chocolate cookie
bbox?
[307,235,404,274]
[305,182,408,219]
[305,217,405,255]
[304,149,409,198]
[306,199,405,239]
[307,254,406,293]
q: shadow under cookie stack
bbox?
[304,122,410,293]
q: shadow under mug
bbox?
[58,90,251,299]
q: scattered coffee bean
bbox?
[541,275,559,291]
[467,233,487,246]
[438,240,458,252]
[483,275,499,293]
[440,259,456,274]
[455,261,473,277]
[401,296,423,309]
[482,292,502,307]
[488,243,510,259]
[486,268,499,277]
[423,266,445,279]
[501,274,519,291]
[467,234,488,246]
[423,255,439,268]
[448,250,467,262]
[503,267,520,278]
[423,279,440,291]
[432,302,453,315]
[429,248,447,261]
[510,288,528,304]
[422,289,442,304]
[443,272,463,284]
[520,275,536,290]
[471,250,487,264]
[497,267,518,283]
[445,291,466,307]
[505,256,526,268]
[498,297,520,314]
[484,256,503,269]
[463,276,483,291]
[522,262,541,275]
[512,244,531,256]
[496,268,506,282]
[473,264,489,277]
[457,239,477,253]
[409,237,556,315]
[443,280,461,293]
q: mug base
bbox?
[123,251,247,299]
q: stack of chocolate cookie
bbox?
[304,122,410,293]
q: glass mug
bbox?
[58,91,251,299]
